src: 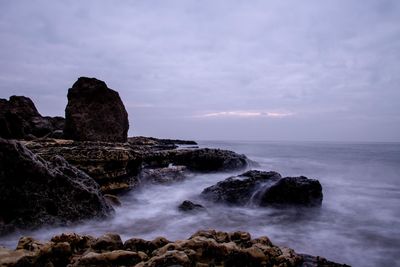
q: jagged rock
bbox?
[178,200,206,212]
[24,138,140,194]
[24,139,249,194]
[51,233,95,253]
[260,176,323,206]
[0,96,64,139]
[201,170,281,205]
[124,237,171,254]
[139,166,189,184]
[0,230,349,267]
[90,233,123,252]
[64,77,129,142]
[0,138,113,232]
[202,170,323,207]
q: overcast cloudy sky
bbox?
[0,0,399,141]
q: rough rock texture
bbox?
[178,200,206,212]
[24,138,249,194]
[0,230,349,267]
[64,77,129,142]
[24,138,140,194]
[202,170,323,207]
[138,166,189,184]
[0,138,113,232]
[201,170,282,205]
[129,136,197,147]
[260,176,323,206]
[144,148,249,172]
[0,96,65,139]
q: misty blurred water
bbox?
[1,141,399,267]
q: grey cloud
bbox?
[0,0,399,141]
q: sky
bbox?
[0,0,399,142]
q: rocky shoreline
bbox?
[0,230,349,267]
[0,77,350,266]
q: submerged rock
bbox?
[202,170,323,207]
[0,138,113,232]
[0,96,64,139]
[260,176,323,206]
[201,170,281,205]
[178,200,206,212]
[0,230,349,267]
[64,77,129,142]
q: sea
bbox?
[1,141,399,267]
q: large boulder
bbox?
[0,138,113,232]
[202,170,323,207]
[201,170,281,205]
[64,77,129,142]
[260,176,323,206]
[0,96,64,139]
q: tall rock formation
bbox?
[64,77,129,142]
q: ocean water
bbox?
[1,141,400,267]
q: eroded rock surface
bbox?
[0,230,349,267]
[24,138,249,194]
[64,77,129,142]
[0,138,113,233]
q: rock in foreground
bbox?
[0,138,113,233]
[64,77,129,142]
[202,170,323,207]
[0,230,349,267]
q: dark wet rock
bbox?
[0,230,349,267]
[201,170,281,205]
[0,96,65,139]
[202,170,323,207]
[139,166,189,184]
[64,77,129,142]
[103,194,122,206]
[178,200,205,212]
[260,176,323,206]
[0,138,113,232]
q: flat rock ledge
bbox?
[0,229,350,267]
